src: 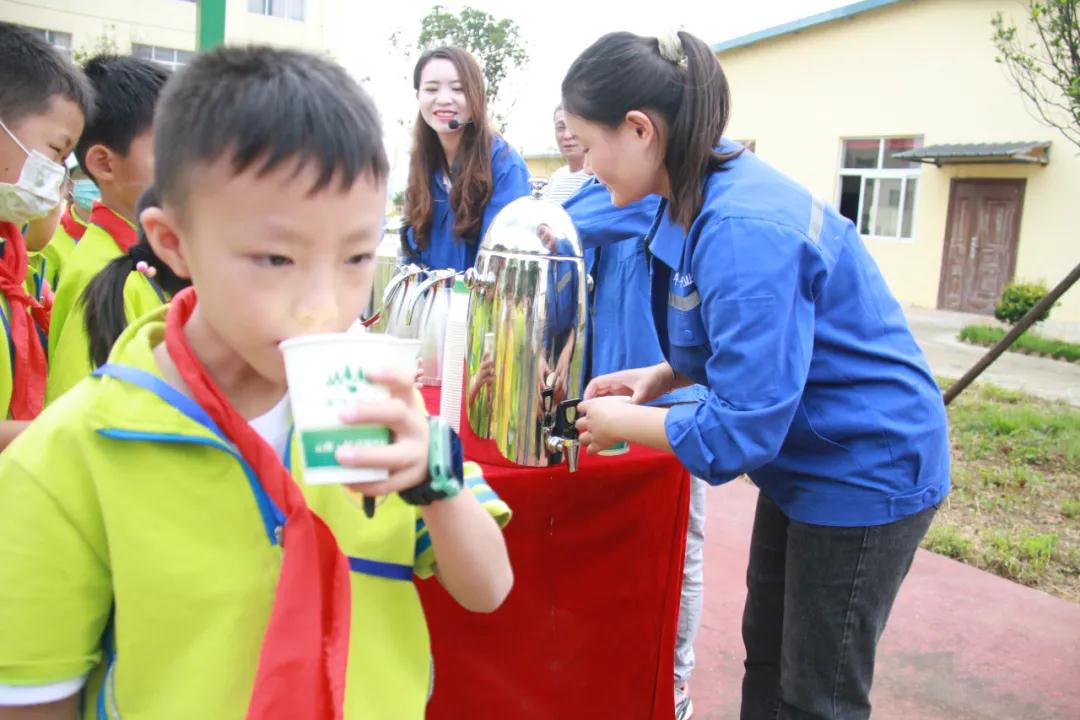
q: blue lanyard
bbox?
[0,303,13,371]
[91,363,412,581]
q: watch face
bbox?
[449,428,464,480]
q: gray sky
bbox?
[334,0,851,190]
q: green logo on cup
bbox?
[327,365,367,389]
[325,365,370,407]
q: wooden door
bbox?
[938,179,1024,314]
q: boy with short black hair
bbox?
[0,45,512,720]
[46,54,169,403]
[0,21,93,447]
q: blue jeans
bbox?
[740,492,936,719]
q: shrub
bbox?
[995,282,1052,325]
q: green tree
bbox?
[992,1,1080,150]
[390,189,406,214]
[395,5,528,131]
[71,27,121,66]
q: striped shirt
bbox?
[543,166,591,204]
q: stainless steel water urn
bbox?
[462,194,589,471]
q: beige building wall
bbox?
[221,0,340,53]
[525,154,565,180]
[717,0,1080,322]
[0,0,342,59]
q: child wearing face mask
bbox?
[45,54,169,405]
[0,23,94,448]
[20,157,95,305]
[37,156,98,295]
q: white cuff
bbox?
[0,675,87,705]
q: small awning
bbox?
[892,141,1051,167]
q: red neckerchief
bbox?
[60,205,88,242]
[88,201,136,252]
[0,222,48,419]
[164,288,350,720]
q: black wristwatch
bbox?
[399,416,465,506]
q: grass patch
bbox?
[925,380,1080,602]
[945,383,1080,467]
[979,530,1058,585]
[923,525,975,561]
[958,324,1080,363]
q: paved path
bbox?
[690,482,1080,720]
[903,306,1080,406]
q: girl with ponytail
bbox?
[564,31,949,720]
[81,187,188,369]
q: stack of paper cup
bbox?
[439,278,469,433]
[280,332,420,484]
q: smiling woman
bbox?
[401,46,530,272]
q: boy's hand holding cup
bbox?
[279,332,432,500]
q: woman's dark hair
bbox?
[404,46,495,251]
[82,186,189,368]
[561,31,740,230]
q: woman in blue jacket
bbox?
[564,31,949,720]
[566,178,709,719]
[402,46,531,271]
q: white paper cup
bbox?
[280,332,420,484]
[589,395,633,456]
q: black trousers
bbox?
[740,493,937,720]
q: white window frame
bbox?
[23,27,72,58]
[836,136,922,243]
[248,0,306,21]
[131,43,193,72]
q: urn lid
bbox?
[479,195,583,259]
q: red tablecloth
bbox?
[417,387,690,719]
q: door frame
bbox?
[937,177,1026,312]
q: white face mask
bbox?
[0,116,67,225]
